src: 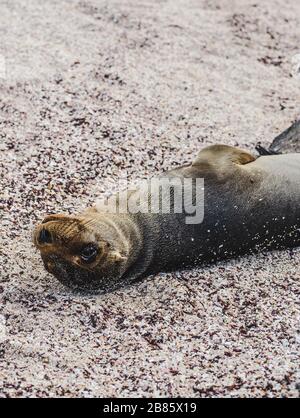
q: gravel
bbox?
[0,0,299,398]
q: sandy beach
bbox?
[0,0,299,397]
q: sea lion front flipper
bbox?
[192,144,256,169]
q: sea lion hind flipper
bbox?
[255,144,280,156]
[192,144,256,169]
[269,120,300,153]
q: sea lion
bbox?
[34,144,300,293]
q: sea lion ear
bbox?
[41,214,74,224]
[109,251,128,263]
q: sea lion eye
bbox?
[80,244,98,263]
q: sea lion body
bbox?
[34,145,300,292]
[124,151,300,276]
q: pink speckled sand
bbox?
[0,0,299,398]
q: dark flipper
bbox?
[255,144,280,156]
[269,120,300,153]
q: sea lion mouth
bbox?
[41,254,123,294]
[42,255,95,289]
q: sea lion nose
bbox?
[38,228,52,244]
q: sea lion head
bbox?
[34,214,129,292]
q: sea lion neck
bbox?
[80,211,147,276]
